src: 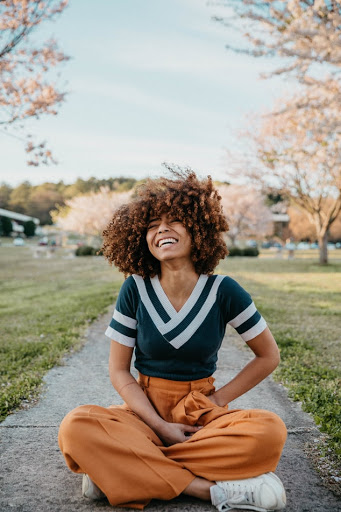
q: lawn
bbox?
[1,247,340,462]
[0,246,123,421]
[218,256,341,460]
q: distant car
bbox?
[246,240,258,248]
[297,242,310,250]
[13,237,25,246]
[310,242,319,249]
[336,242,341,249]
[272,242,283,249]
[38,237,48,246]
[327,243,336,250]
[262,241,282,249]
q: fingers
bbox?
[183,424,202,432]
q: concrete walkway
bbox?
[1,311,340,512]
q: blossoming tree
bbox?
[217,184,273,245]
[52,187,132,239]
[0,0,69,165]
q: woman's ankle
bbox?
[182,476,214,501]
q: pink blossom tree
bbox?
[52,187,132,239]
[217,184,273,245]
[0,0,69,165]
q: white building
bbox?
[0,208,40,234]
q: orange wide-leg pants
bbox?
[58,374,287,509]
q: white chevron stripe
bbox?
[241,317,267,342]
[133,275,167,333]
[152,275,209,330]
[228,301,256,328]
[150,275,177,317]
[133,274,225,346]
[168,275,226,349]
[113,309,137,329]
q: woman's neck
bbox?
[159,261,199,312]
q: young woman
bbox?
[58,170,287,511]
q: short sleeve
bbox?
[217,276,267,342]
[105,276,138,347]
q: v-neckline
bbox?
[150,274,208,317]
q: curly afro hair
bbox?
[102,167,229,277]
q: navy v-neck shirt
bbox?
[105,274,267,381]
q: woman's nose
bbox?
[158,222,169,233]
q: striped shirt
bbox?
[105,274,267,381]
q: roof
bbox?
[0,208,40,225]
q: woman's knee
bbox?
[251,410,287,454]
[58,405,91,454]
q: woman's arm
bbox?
[209,327,280,407]
[109,340,200,444]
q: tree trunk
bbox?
[318,232,328,265]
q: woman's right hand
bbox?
[156,421,202,446]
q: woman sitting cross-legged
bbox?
[58,169,287,511]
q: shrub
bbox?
[228,247,243,257]
[228,247,259,257]
[23,220,36,237]
[243,247,259,257]
[75,245,95,256]
[0,216,13,236]
[75,246,103,256]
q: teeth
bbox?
[158,238,177,247]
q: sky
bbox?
[0,0,287,187]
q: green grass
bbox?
[1,248,340,461]
[0,247,123,421]
[218,257,341,459]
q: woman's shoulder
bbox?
[212,274,250,298]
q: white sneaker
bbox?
[82,473,106,500]
[210,472,286,511]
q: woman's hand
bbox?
[156,421,202,446]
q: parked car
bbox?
[310,242,319,249]
[13,237,25,246]
[262,241,283,249]
[327,243,336,250]
[297,242,310,250]
[38,237,48,246]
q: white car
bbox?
[13,237,25,246]
[296,242,310,250]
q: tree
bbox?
[29,184,64,224]
[217,184,273,245]
[7,181,32,214]
[0,0,69,165]
[0,183,12,208]
[0,215,12,236]
[52,187,133,238]
[217,0,341,263]
[254,97,340,263]
[23,219,36,237]
[216,0,341,82]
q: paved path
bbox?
[1,311,340,512]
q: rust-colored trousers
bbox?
[58,374,287,509]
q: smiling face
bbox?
[146,213,192,264]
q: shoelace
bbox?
[218,482,256,511]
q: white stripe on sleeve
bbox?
[228,302,257,328]
[240,317,267,342]
[113,309,137,330]
[105,326,136,347]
